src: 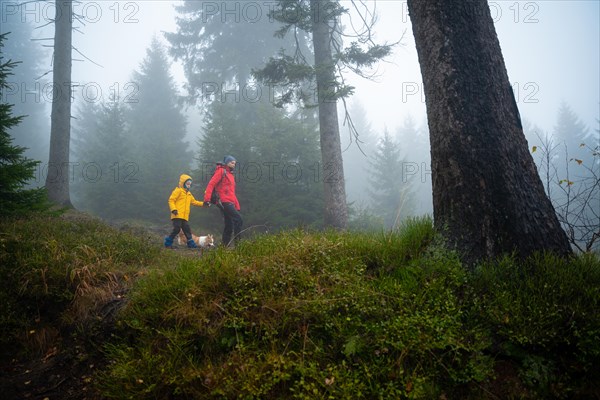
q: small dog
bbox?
[177,230,215,249]
[195,234,215,248]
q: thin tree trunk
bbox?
[310,0,347,229]
[407,0,571,264]
[46,0,73,207]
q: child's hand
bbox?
[172,210,178,216]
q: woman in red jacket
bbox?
[204,155,243,247]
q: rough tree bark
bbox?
[310,0,348,229]
[406,0,571,264]
[45,0,73,207]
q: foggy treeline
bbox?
[1,2,598,250]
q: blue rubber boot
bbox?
[187,238,198,248]
[164,236,174,248]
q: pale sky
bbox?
[345,0,600,135]
[15,0,600,136]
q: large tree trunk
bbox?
[406,0,571,264]
[310,0,347,229]
[45,0,73,207]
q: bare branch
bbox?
[35,20,55,30]
[533,133,600,253]
[35,70,52,81]
[72,46,103,68]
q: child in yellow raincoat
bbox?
[164,174,204,248]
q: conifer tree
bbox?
[549,105,597,252]
[253,0,394,229]
[71,96,131,220]
[395,115,432,216]
[166,1,310,100]
[125,38,191,222]
[526,111,598,252]
[0,15,49,165]
[367,129,413,229]
[553,102,590,170]
[0,33,47,215]
[194,98,323,232]
[342,102,377,205]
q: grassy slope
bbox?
[0,213,598,399]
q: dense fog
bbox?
[2,0,598,234]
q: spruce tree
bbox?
[252,0,394,229]
[395,115,432,216]
[194,98,323,233]
[342,102,377,205]
[0,15,49,165]
[550,105,597,252]
[0,33,47,216]
[367,129,413,229]
[126,37,191,222]
[553,103,590,172]
[71,96,130,220]
[166,1,311,99]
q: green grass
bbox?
[1,214,598,399]
[0,212,160,356]
[469,253,600,397]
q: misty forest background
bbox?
[1,3,598,249]
[2,2,600,398]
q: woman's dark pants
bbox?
[222,202,243,246]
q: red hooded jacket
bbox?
[204,164,240,210]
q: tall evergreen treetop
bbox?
[125,37,191,222]
[166,0,311,101]
[554,102,590,163]
[367,129,414,228]
[71,96,131,220]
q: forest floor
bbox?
[1,212,595,399]
[0,214,205,400]
[0,332,107,399]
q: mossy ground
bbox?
[1,213,598,399]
